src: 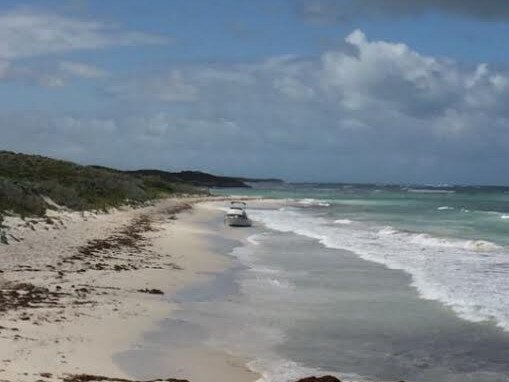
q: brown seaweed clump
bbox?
[62,374,189,382]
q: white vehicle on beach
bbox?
[224,201,252,227]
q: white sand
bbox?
[0,198,258,382]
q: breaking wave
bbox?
[249,208,509,331]
[334,219,353,225]
[298,198,331,207]
[378,227,500,252]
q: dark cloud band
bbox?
[298,0,509,22]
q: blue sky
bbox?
[1,0,509,184]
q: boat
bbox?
[224,201,252,227]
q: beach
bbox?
[0,197,259,382]
[2,1,508,380]
[2,191,509,382]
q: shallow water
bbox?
[171,227,509,382]
[118,193,509,381]
[256,233,509,381]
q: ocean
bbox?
[212,184,509,381]
[124,184,509,382]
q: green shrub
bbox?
[0,214,7,244]
[0,178,46,216]
[0,151,203,216]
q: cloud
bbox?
[36,74,67,88]
[3,30,509,184]
[319,30,468,116]
[0,8,167,60]
[274,76,316,100]
[58,61,107,79]
[0,60,108,87]
[0,7,166,84]
[297,0,509,23]
[0,60,10,80]
[106,70,199,102]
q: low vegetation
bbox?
[0,151,202,218]
[0,214,7,244]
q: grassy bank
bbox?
[0,151,202,218]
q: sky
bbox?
[1,0,509,184]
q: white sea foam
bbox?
[377,229,502,252]
[249,208,509,332]
[243,277,288,291]
[464,240,501,251]
[377,226,399,236]
[262,278,294,289]
[437,206,454,210]
[298,198,331,207]
[247,234,263,245]
[250,266,281,275]
[334,219,353,225]
[407,188,455,194]
[231,239,294,292]
[501,215,509,220]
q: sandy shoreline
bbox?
[0,197,259,382]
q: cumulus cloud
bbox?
[3,30,509,184]
[297,0,509,23]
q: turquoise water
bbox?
[207,184,509,380]
[217,185,509,328]
[130,185,509,381]
[215,184,509,246]
[116,186,509,381]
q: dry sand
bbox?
[0,198,258,382]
